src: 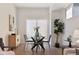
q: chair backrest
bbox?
[48,35,52,42]
[24,35,27,41]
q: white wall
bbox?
[0,4,16,45]
[63,16,79,45]
[51,8,66,46]
[63,3,79,45]
[16,7,49,43]
[16,7,67,46]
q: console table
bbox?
[8,34,20,48]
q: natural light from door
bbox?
[26,19,49,41]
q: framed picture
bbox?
[9,14,12,31]
[9,14,15,31]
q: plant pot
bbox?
[69,42,72,48]
[55,43,60,48]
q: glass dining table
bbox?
[30,26,45,53]
[31,36,45,53]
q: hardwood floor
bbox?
[13,43,62,55]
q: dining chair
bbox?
[43,35,52,48]
[0,38,4,51]
[24,35,34,48]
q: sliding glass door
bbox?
[26,19,49,41]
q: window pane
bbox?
[66,6,72,19]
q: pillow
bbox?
[75,40,79,47]
[0,47,15,55]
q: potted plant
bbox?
[54,19,64,48]
[66,35,72,48]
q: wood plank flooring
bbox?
[13,43,62,55]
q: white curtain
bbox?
[26,19,49,40]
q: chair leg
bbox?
[36,45,39,53]
[24,42,26,50]
[24,42,29,50]
[26,42,29,48]
[48,43,50,48]
[38,45,40,49]
[26,42,30,48]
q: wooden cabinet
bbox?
[8,34,20,48]
[8,35,16,47]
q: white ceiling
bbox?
[15,3,71,10]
